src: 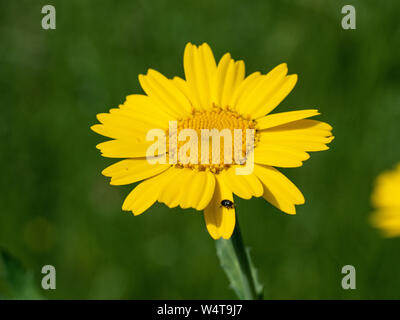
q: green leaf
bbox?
[216,238,245,299]
[0,248,44,300]
[215,225,263,300]
[246,248,264,299]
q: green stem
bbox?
[215,218,263,300]
[230,222,258,299]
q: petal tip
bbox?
[90,124,99,132]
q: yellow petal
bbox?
[157,167,188,208]
[254,145,310,168]
[372,164,400,208]
[211,53,245,109]
[204,175,236,239]
[122,170,172,215]
[123,94,172,128]
[171,76,191,101]
[184,43,217,110]
[96,140,162,158]
[264,118,333,133]
[212,53,232,107]
[370,209,400,237]
[219,167,263,199]
[102,159,170,185]
[91,124,141,141]
[180,170,215,210]
[254,164,304,214]
[253,74,298,119]
[256,109,320,130]
[139,69,192,119]
[229,71,262,110]
[197,171,217,210]
[111,103,168,129]
[258,119,334,153]
[221,60,245,108]
[235,63,289,117]
[157,168,216,210]
[233,63,298,119]
[173,168,198,209]
[92,112,153,140]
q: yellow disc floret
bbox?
[167,106,257,173]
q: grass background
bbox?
[1,0,400,299]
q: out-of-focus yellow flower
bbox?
[371,163,400,237]
[91,43,334,240]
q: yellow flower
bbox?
[91,43,334,240]
[370,163,400,237]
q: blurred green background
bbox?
[1,0,400,299]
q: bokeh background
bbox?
[1,0,400,299]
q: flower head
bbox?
[371,163,400,237]
[91,43,334,239]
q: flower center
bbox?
[167,107,257,173]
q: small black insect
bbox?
[220,199,235,209]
